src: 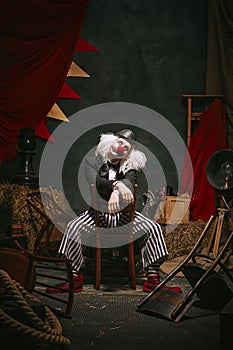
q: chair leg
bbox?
[95,247,101,290]
[128,242,136,289]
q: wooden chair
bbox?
[182,94,224,145]
[90,183,138,290]
[0,187,75,318]
[23,188,74,317]
[0,243,74,318]
[26,187,71,256]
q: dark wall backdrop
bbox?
[1,0,208,212]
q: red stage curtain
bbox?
[0,0,90,162]
[180,98,227,221]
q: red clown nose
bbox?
[117,145,125,155]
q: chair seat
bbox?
[0,246,35,292]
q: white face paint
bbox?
[108,138,132,161]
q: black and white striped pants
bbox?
[58,209,168,272]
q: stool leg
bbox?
[128,242,136,289]
[95,246,101,290]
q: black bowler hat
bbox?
[116,129,136,145]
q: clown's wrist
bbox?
[112,189,120,196]
[113,181,120,190]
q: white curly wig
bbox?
[95,132,147,174]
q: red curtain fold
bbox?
[180,98,227,221]
[0,0,90,162]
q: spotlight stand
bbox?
[205,200,233,272]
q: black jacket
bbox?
[85,153,137,200]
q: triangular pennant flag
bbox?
[58,83,81,99]
[67,61,90,77]
[35,120,54,141]
[47,104,70,122]
[76,36,98,52]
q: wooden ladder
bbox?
[182,94,223,145]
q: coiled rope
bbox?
[0,269,70,348]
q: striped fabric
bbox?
[58,209,168,273]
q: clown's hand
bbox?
[115,182,134,204]
[108,190,120,213]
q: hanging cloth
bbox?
[180,98,227,220]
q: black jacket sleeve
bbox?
[84,153,137,198]
[85,155,113,193]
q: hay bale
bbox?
[0,183,69,253]
[163,219,231,260]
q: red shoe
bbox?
[143,275,182,293]
[46,274,84,294]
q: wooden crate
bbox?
[154,196,190,224]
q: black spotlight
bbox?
[206,149,233,217]
[12,127,39,188]
[206,149,233,191]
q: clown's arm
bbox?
[108,171,137,211]
[85,155,137,212]
[113,180,134,204]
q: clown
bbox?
[47,129,182,294]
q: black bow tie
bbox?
[107,161,120,170]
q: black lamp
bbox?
[12,127,39,188]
